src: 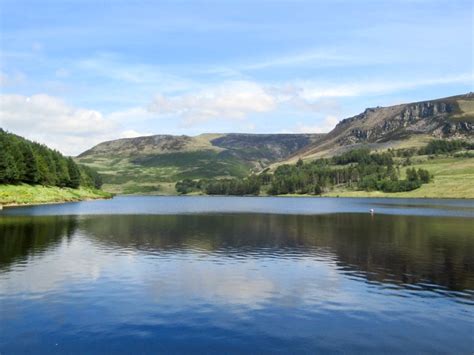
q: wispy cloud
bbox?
[236,48,392,72]
[0,70,27,87]
[148,81,276,126]
[289,73,474,100]
[75,54,195,92]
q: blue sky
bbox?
[0,0,472,154]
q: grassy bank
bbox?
[187,155,473,199]
[322,156,474,199]
[0,184,113,207]
[136,155,474,199]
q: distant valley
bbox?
[76,133,323,194]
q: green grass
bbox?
[77,147,474,198]
[76,150,253,195]
[76,134,322,195]
[450,99,474,123]
[0,184,112,206]
[323,156,474,198]
[132,150,252,179]
[122,184,161,195]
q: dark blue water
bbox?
[0,197,473,353]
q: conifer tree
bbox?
[67,157,81,188]
[54,153,70,187]
[0,129,103,190]
[0,146,18,183]
[21,144,40,184]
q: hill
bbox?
[0,129,109,206]
[277,93,474,165]
[76,133,323,194]
[76,93,474,197]
[179,140,474,199]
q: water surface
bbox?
[0,197,473,353]
[1,195,473,217]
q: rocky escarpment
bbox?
[286,93,474,160]
[334,99,472,146]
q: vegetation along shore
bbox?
[175,140,474,199]
[0,129,111,207]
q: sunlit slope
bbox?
[276,93,474,166]
[0,184,111,206]
[76,133,324,194]
[322,156,474,199]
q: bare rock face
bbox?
[283,93,474,161]
[332,96,473,146]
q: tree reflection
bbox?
[80,213,474,292]
[0,216,78,270]
[1,213,472,293]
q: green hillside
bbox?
[76,133,323,194]
[176,140,474,199]
[75,94,473,197]
[323,155,474,198]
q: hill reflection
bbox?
[1,213,473,294]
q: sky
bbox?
[0,0,472,155]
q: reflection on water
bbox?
[1,211,473,353]
[0,216,77,271]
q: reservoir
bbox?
[1,197,473,353]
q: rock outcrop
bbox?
[288,93,474,160]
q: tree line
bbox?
[0,129,102,189]
[175,146,438,196]
[265,148,432,195]
[389,139,473,158]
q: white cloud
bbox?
[1,72,470,156]
[287,115,339,134]
[107,107,153,123]
[119,129,152,139]
[148,81,276,126]
[0,94,133,155]
[0,94,114,134]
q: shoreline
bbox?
[2,190,471,210]
[114,193,473,200]
[1,195,113,209]
[0,184,114,210]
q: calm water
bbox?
[0,197,473,353]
